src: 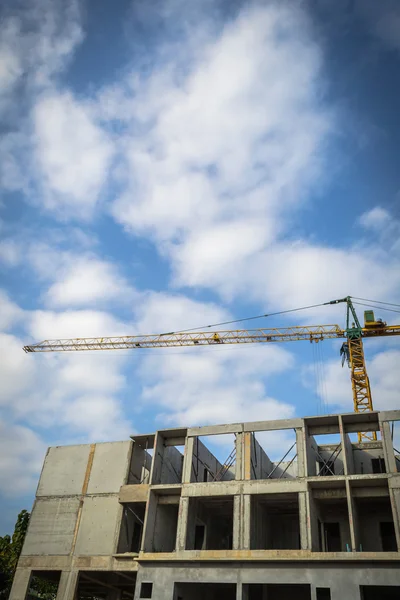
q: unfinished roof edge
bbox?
[128,410,398,440]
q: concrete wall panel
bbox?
[22,497,80,555]
[74,495,121,556]
[37,445,91,497]
[87,442,131,494]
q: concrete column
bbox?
[242,494,251,550]
[240,583,249,600]
[381,420,397,473]
[299,491,308,550]
[56,570,79,600]
[8,568,32,600]
[235,432,244,481]
[141,491,158,552]
[176,496,189,551]
[339,415,353,476]
[149,432,165,484]
[243,433,252,480]
[182,436,194,483]
[389,487,400,550]
[306,490,320,551]
[346,479,359,551]
[233,495,241,550]
[296,424,306,478]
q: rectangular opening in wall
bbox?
[29,571,61,599]
[128,436,155,484]
[186,496,234,550]
[360,586,400,600]
[354,491,396,552]
[316,589,331,600]
[151,430,187,485]
[77,571,137,598]
[248,429,297,480]
[191,434,236,482]
[351,443,386,475]
[140,582,153,598]
[117,502,146,553]
[174,582,236,600]
[152,498,180,552]
[310,432,343,477]
[312,488,351,552]
[250,493,300,550]
[245,583,311,600]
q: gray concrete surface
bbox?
[12,410,400,600]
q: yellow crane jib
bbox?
[22,296,400,444]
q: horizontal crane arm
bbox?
[23,325,345,352]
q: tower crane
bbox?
[23,296,400,442]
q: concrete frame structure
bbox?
[10,410,400,600]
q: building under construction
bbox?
[10,409,400,600]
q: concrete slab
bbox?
[87,442,131,494]
[37,445,91,497]
[22,498,80,555]
[74,496,121,556]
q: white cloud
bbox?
[33,92,114,218]
[0,421,46,497]
[131,292,296,427]
[0,239,22,267]
[111,2,330,250]
[0,291,24,330]
[44,254,135,308]
[309,347,400,413]
[359,206,391,231]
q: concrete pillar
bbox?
[56,570,79,600]
[243,432,252,480]
[141,491,158,552]
[299,491,308,550]
[296,425,306,477]
[182,436,194,483]
[346,479,359,551]
[306,490,320,551]
[149,433,165,484]
[242,494,251,550]
[381,420,397,473]
[235,432,244,481]
[8,568,32,600]
[176,496,189,551]
[233,495,241,550]
[389,487,400,550]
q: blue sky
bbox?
[1,0,400,534]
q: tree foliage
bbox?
[0,510,57,599]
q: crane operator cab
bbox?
[364,310,386,329]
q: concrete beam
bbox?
[119,484,149,504]
[243,418,303,432]
[182,481,242,497]
[243,479,307,495]
[188,423,244,437]
[379,410,400,423]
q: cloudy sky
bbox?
[1,0,400,533]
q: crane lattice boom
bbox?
[22,296,400,444]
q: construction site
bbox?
[9,297,400,599]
